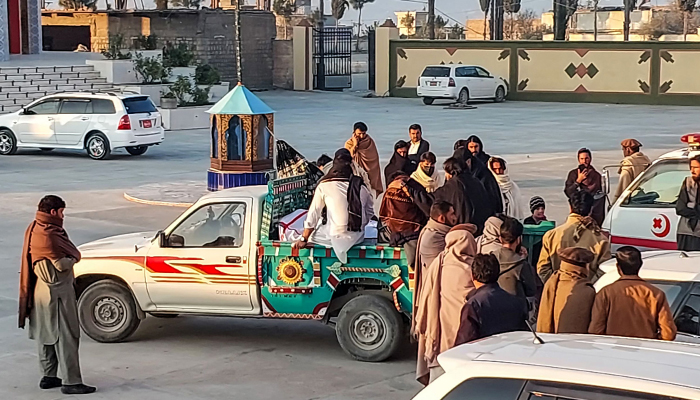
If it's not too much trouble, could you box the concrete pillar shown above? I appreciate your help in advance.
[375,19,399,97]
[0,0,9,61]
[292,20,314,91]
[26,0,42,54]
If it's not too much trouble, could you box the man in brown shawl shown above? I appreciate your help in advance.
[19,195,96,395]
[537,247,596,334]
[414,224,477,385]
[345,121,384,196]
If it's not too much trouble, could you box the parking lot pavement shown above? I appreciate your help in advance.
[0,90,697,399]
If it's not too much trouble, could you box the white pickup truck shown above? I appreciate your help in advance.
[73,178,414,362]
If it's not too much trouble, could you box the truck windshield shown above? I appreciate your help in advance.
[624,160,689,208]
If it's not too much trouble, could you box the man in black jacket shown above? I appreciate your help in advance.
[676,154,700,250]
[454,254,528,346]
[453,143,503,214]
[407,124,430,166]
[434,157,494,235]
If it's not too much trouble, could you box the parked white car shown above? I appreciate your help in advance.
[417,64,508,105]
[414,332,700,400]
[595,250,700,343]
[0,92,164,160]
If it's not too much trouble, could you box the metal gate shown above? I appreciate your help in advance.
[313,27,352,90]
[367,29,375,91]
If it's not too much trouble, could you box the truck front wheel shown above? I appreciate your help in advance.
[78,280,141,343]
[336,294,404,362]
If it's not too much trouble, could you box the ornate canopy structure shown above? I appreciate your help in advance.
[206,83,276,190]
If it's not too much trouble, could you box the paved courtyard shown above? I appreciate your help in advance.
[0,89,697,399]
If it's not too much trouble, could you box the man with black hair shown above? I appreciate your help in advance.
[19,195,96,394]
[434,157,494,234]
[676,154,700,251]
[492,217,539,309]
[589,246,676,341]
[407,124,430,165]
[454,254,528,346]
[537,190,611,284]
[344,121,383,196]
[564,147,605,225]
[411,152,443,193]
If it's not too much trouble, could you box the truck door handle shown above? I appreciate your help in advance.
[226,256,242,263]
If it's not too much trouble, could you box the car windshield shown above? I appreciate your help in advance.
[421,67,451,77]
[122,96,157,114]
[648,280,688,307]
[624,160,689,207]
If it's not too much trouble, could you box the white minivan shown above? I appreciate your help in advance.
[0,92,164,160]
[417,64,508,105]
[602,134,700,251]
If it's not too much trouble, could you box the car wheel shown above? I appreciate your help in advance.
[336,294,405,362]
[494,86,506,103]
[78,280,141,343]
[0,129,18,155]
[86,133,111,160]
[457,88,470,105]
[126,145,148,156]
[422,97,434,105]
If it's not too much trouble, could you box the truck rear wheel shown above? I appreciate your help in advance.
[78,280,140,343]
[336,294,404,362]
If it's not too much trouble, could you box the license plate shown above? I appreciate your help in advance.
[141,119,153,128]
[430,81,438,86]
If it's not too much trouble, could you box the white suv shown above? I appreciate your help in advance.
[0,92,164,160]
[417,64,508,105]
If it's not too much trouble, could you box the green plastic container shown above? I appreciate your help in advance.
[522,221,556,266]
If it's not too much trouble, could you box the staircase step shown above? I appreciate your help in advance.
[30,79,51,86]
[72,65,95,72]
[47,79,69,85]
[91,83,112,89]
[0,98,17,106]
[85,77,108,84]
[68,78,87,84]
[9,80,31,86]
[80,72,101,79]
[36,67,56,73]
[0,67,20,74]
[0,87,21,93]
[2,105,22,113]
[56,84,76,91]
[73,83,93,90]
[60,72,80,79]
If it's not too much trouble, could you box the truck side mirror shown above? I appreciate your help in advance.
[158,230,167,247]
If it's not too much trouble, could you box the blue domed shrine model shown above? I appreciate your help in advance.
[206,83,275,191]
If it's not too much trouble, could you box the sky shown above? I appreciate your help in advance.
[48,0,670,28]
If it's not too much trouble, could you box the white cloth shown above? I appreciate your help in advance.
[409,141,421,155]
[487,156,527,220]
[411,166,444,193]
[304,180,375,263]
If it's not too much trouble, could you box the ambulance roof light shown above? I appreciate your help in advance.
[681,133,700,150]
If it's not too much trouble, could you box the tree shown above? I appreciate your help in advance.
[349,0,375,51]
[639,2,700,40]
[331,0,349,27]
[479,0,490,39]
[400,13,416,36]
[59,0,97,9]
[553,0,577,40]
[171,0,201,8]
[679,0,698,40]
[447,24,464,39]
[273,0,296,39]
[504,9,547,39]
[504,0,521,39]
[309,8,323,26]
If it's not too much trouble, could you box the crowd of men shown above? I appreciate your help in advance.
[293,122,678,385]
[17,121,686,393]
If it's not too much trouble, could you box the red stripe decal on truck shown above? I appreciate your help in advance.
[611,235,677,250]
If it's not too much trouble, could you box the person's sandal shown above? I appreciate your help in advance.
[39,376,62,389]
[61,384,97,395]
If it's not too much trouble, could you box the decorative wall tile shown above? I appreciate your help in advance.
[0,0,10,61]
[26,0,42,54]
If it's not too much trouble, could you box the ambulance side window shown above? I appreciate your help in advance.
[624,161,688,208]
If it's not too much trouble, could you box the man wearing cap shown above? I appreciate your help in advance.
[614,139,651,202]
[589,246,676,341]
[537,247,596,334]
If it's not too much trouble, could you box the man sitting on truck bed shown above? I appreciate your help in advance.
[293,149,375,263]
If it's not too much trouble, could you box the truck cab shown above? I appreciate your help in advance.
[603,134,700,251]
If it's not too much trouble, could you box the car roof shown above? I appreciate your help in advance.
[424,64,478,69]
[599,250,700,282]
[40,92,150,101]
[196,185,269,203]
[659,147,700,161]
[438,332,700,390]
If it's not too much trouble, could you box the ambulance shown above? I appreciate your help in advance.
[602,133,700,251]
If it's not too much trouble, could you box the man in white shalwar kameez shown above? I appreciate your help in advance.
[294,149,375,263]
